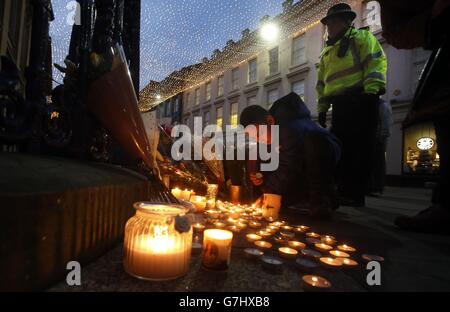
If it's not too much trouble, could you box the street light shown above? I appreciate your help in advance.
[260,22,279,42]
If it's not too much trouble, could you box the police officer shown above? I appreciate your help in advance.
[317,3,387,207]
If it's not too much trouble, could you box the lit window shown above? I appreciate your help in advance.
[248,58,257,83]
[231,68,240,90]
[269,47,279,75]
[292,34,306,66]
[217,75,224,97]
[216,107,223,130]
[230,102,238,129]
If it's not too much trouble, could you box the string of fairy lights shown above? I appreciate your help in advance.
[138,0,344,112]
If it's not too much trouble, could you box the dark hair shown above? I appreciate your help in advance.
[240,105,269,128]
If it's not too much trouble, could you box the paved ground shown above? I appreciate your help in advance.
[49,186,450,292]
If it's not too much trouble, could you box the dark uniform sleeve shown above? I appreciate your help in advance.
[262,129,300,195]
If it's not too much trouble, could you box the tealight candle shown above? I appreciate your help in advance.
[244,248,263,260]
[227,225,240,233]
[171,187,182,199]
[281,225,293,232]
[246,233,262,243]
[254,240,272,250]
[341,258,358,268]
[294,225,310,233]
[205,210,220,219]
[227,217,238,225]
[302,275,332,291]
[258,230,272,238]
[249,221,261,229]
[180,189,192,201]
[321,235,337,246]
[267,225,279,232]
[306,232,320,238]
[260,255,283,271]
[190,195,207,213]
[288,241,306,250]
[206,199,216,210]
[329,250,350,258]
[273,235,288,245]
[302,249,322,260]
[278,247,298,259]
[202,229,233,271]
[337,244,356,253]
[315,243,333,253]
[270,221,284,227]
[236,222,247,230]
[193,223,205,233]
[213,221,226,229]
[320,257,343,268]
[296,258,319,272]
[228,210,240,219]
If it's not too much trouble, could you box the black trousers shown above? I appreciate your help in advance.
[330,95,379,204]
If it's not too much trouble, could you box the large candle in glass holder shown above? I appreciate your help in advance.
[171,187,182,199]
[180,189,192,201]
[261,193,282,220]
[202,229,233,271]
[207,184,219,200]
[123,203,192,281]
[190,195,207,213]
[229,185,241,204]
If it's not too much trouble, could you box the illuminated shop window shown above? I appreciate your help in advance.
[403,122,439,175]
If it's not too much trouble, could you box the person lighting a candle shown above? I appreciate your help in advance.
[240,93,341,219]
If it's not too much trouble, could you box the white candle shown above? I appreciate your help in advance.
[124,233,190,280]
[202,229,233,270]
[180,189,192,201]
[171,187,182,199]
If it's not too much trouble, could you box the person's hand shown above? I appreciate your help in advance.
[249,172,264,186]
[253,196,263,208]
[318,112,327,128]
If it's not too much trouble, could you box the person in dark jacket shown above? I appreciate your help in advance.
[240,92,341,219]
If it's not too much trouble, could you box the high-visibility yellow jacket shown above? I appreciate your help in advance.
[316,27,387,113]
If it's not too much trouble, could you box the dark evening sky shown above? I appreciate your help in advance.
[50,0,285,90]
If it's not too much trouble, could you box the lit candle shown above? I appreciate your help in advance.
[329,250,350,258]
[337,244,356,253]
[267,225,279,232]
[236,222,247,230]
[171,187,182,199]
[258,230,272,238]
[190,195,207,213]
[180,189,192,201]
[193,223,205,233]
[202,229,233,271]
[249,221,261,229]
[315,243,333,253]
[205,210,220,219]
[278,247,298,259]
[213,221,226,229]
[124,233,190,281]
[288,241,306,250]
[206,199,216,210]
[230,185,241,204]
[227,217,238,225]
[280,231,295,239]
[281,225,293,232]
[302,275,332,291]
[294,225,310,233]
[321,235,336,246]
[341,258,358,268]
[320,257,343,269]
[227,225,240,233]
[254,240,272,251]
[306,232,321,238]
[246,233,262,243]
[274,235,288,245]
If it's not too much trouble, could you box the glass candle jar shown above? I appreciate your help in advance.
[123,203,192,281]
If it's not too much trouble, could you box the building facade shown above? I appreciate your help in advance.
[145,0,438,179]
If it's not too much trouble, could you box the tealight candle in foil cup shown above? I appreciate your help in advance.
[294,225,310,233]
[305,237,321,246]
[306,232,321,238]
[315,243,333,253]
[302,275,332,292]
[278,247,298,259]
[296,258,319,272]
[260,255,283,272]
[329,250,350,258]
[246,233,262,243]
[288,241,306,251]
[301,249,322,260]
[254,240,272,251]
[280,231,295,239]
[321,235,337,246]
[244,248,264,260]
[320,257,343,269]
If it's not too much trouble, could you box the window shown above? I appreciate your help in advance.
[292,80,305,100]
[269,47,279,75]
[230,102,238,129]
[248,58,257,83]
[194,88,200,106]
[203,110,210,127]
[165,101,172,117]
[206,82,212,101]
[411,48,432,94]
[362,1,382,32]
[174,97,180,113]
[247,96,257,107]
[185,92,191,108]
[292,34,306,66]
[267,89,279,107]
[217,75,224,97]
[231,68,240,90]
[216,107,223,130]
